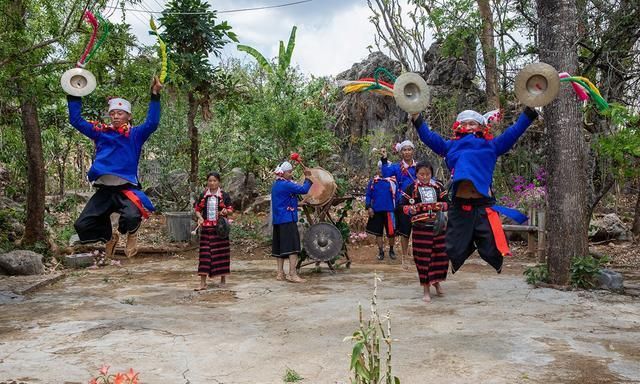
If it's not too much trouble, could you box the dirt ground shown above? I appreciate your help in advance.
[1,242,639,384]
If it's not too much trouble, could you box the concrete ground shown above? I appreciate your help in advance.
[0,253,639,384]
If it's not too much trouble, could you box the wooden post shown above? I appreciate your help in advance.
[537,210,546,263]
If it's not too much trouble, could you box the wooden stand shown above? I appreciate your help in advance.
[297,196,354,272]
[502,207,546,262]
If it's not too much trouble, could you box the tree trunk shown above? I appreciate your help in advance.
[632,176,640,236]
[20,96,47,246]
[187,91,199,186]
[537,0,589,285]
[477,0,500,110]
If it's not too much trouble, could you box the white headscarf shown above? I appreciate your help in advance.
[108,98,132,114]
[398,140,415,150]
[456,110,485,125]
[483,109,502,126]
[274,161,293,175]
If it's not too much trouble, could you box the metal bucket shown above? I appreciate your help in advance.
[165,212,193,242]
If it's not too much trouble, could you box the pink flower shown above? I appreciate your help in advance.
[99,364,110,375]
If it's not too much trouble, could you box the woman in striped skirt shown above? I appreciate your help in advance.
[194,172,233,291]
[400,162,449,303]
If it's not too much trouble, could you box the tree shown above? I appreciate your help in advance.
[0,0,88,247]
[237,25,297,97]
[160,0,238,187]
[477,0,499,109]
[537,0,588,285]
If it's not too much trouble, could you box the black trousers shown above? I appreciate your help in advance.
[446,197,504,274]
[74,186,142,243]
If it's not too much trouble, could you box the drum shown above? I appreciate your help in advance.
[302,167,337,206]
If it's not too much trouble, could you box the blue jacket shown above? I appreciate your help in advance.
[414,109,537,197]
[365,176,397,212]
[380,160,416,192]
[67,94,161,185]
[271,178,313,225]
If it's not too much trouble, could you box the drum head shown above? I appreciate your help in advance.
[303,222,344,261]
[302,167,336,206]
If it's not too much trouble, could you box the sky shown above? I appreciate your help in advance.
[107,0,384,77]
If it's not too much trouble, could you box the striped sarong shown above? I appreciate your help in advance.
[412,225,448,286]
[198,226,230,277]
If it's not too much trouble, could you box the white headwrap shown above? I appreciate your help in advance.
[108,98,132,114]
[456,110,485,125]
[274,161,293,175]
[483,109,502,126]
[398,140,415,150]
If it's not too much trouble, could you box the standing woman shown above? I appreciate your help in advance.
[380,141,417,268]
[194,172,233,291]
[400,162,448,303]
[271,161,312,283]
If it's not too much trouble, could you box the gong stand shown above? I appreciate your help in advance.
[297,196,354,273]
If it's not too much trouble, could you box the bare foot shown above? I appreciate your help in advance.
[194,285,207,291]
[287,275,306,283]
[220,276,226,286]
[434,282,444,296]
[401,261,410,271]
[276,272,286,281]
[422,294,432,303]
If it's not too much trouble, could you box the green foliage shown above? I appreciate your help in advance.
[595,103,640,180]
[282,367,303,383]
[160,0,238,86]
[524,256,611,289]
[570,255,610,289]
[523,264,549,285]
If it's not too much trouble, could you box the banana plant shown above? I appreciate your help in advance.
[237,25,297,94]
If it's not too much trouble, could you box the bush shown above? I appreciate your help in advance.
[570,255,610,289]
[523,264,549,285]
[524,255,611,289]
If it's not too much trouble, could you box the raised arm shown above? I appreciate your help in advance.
[132,78,163,144]
[413,114,449,157]
[283,179,313,195]
[493,107,538,156]
[67,96,100,140]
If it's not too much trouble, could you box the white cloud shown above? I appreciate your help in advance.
[108,0,382,77]
[293,4,375,76]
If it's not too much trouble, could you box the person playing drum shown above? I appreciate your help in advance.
[271,161,313,283]
[410,107,539,274]
[67,76,163,258]
[400,161,448,303]
[379,140,417,269]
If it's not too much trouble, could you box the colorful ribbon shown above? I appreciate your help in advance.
[339,67,397,97]
[76,11,109,68]
[149,17,168,84]
[77,11,98,67]
[559,72,609,111]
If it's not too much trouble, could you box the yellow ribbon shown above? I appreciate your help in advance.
[149,17,168,84]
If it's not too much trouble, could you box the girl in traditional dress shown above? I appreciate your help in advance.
[194,172,233,291]
[400,162,448,303]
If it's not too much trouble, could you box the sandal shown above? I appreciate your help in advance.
[287,275,306,283]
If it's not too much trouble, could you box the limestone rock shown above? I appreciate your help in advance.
[0,250,45,276]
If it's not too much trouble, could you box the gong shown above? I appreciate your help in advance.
[303,222,344,262]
